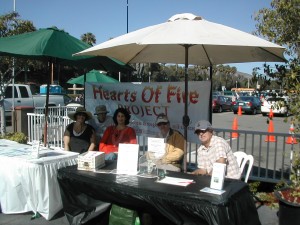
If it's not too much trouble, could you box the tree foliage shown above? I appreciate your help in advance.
[0,12,35,37]
[0,12,37,94]
[80,32,96,46]
[254,0,300,131]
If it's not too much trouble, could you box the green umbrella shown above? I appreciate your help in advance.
[0,27,131,145]
[0,27,134,72]
[67,70,119,85]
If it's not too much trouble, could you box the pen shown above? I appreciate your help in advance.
[178,181,195,184]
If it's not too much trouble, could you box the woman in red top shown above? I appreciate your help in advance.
[99,108,137,160]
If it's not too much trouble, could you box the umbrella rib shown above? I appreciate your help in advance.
[258,47,286,62]
[128,45,151,63]
[201,45,212,65]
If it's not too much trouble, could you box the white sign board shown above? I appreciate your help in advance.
[210,163,226,190]
[116,144,139,175]
[31,140,40,159]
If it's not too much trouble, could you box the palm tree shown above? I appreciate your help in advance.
[80,32,96,46]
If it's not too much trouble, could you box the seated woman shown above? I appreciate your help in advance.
[63,107,96,153]
[99,108,137,160]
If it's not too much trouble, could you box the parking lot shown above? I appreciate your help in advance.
[212,111,291,134]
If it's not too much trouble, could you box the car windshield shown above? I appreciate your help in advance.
[240,96,253,101]
[267,97,285,102]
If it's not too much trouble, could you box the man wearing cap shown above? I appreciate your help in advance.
[192,120,241,179]
[89,105,114,145]
[151,113,184,171]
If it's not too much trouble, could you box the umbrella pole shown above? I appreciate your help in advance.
[43,61,51,147]
[183,45,191,173]
[209,65,213,123]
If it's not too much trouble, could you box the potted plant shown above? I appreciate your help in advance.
[274,151,300,225]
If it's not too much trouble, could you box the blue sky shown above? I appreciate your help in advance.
[0,0,278,74]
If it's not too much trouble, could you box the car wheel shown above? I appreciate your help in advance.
[218,106,223,113]
[252,108,257,115]
[233,111,237,114]
[285,111,289,117]
[262,113,267,116]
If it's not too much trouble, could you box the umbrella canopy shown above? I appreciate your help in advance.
[0,27,131,146]
[75,13,285,65]
[74,13,286,172]
[67,70,119,85]
[64,56,135,74]
[0,27,90,61]
[0,27,134,73]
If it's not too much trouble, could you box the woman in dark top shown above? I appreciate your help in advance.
[64,107,96,153]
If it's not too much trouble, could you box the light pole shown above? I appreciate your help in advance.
[126,0,129,33]
[236,80,237,88]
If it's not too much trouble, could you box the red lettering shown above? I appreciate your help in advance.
[142,87,154,103]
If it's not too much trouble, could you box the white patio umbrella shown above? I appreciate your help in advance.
[75,13,285,172]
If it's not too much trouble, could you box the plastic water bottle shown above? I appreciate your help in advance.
[134,216,140,225]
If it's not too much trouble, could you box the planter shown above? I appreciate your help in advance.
[275,188,300,225]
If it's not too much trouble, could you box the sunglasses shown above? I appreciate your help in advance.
[196,129,208,135]
[76,113,86,117]
[157,122,168,126]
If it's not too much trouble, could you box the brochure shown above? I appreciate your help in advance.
[157,176,195,187]
[200,187,226,195]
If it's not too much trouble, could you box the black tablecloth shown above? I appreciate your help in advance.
[57,162,261,225]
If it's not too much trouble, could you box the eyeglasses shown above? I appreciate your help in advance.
[157,122,168,126]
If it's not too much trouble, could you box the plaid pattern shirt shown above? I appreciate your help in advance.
[197,135,241,179]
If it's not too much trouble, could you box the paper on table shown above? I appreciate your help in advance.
[157,176,195,187]
[200,187,226,195]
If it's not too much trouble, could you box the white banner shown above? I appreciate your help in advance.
[85,81,211,143]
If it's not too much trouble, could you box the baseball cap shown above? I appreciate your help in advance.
[156,113,169,125]
[194,120,212,133]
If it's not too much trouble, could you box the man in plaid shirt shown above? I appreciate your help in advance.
[192,120,241,179]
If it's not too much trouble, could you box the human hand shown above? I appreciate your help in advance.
[191,168,207,175]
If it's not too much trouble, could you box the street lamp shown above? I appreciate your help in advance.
[126,0,129,33]
[236,80,237,88]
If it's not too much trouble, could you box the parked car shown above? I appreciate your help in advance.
[213,91,222,96]
[0,84,71,123]
[261,96,289,117]
[223,90,237,101]
[232,96,261,115]
[212,95,232,113]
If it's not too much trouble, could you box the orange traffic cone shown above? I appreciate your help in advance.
[231,117,239,138]
[238,106,242,116]
[265,120,276,142]
[269,109,274,119]
[286,123,298,144]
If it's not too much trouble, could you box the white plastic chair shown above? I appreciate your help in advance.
[233,151,254,183]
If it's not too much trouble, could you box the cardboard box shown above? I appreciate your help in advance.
[78,151,105,171]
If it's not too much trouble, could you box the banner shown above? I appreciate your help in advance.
[85,81,211,143]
